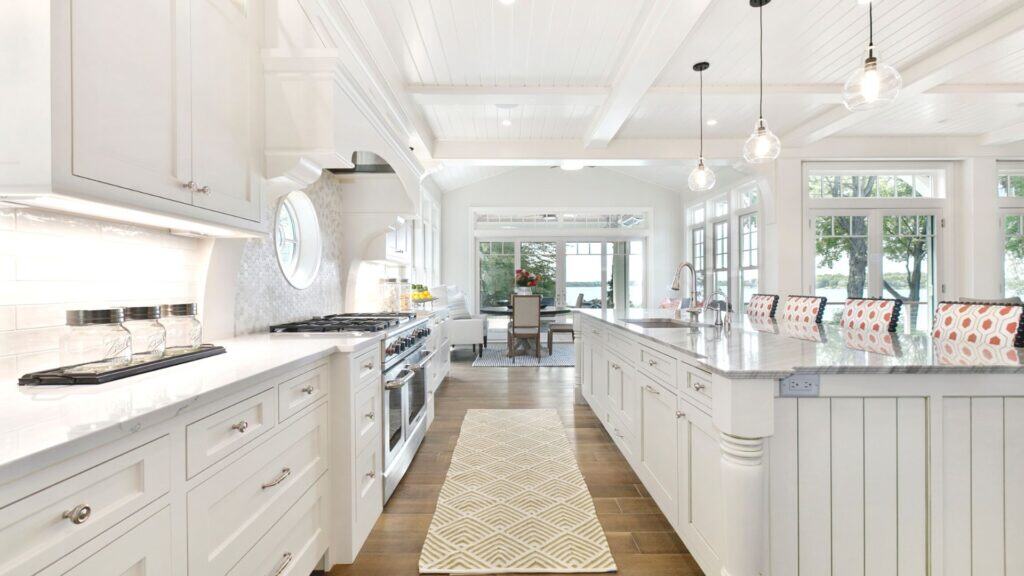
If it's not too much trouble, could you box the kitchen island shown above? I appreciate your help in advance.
[575,308,1024,576]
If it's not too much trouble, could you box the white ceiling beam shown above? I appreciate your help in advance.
[407,85,608,107]
[583,0,714,149]
[981,119,1024,146]
[784,5,1024,147]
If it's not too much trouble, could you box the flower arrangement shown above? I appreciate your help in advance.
[515,269,539,287]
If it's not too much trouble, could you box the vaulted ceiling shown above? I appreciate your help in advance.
[340,0,1024,190]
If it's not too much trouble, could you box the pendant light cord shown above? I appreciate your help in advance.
[758,3,764,121]
[868,2,875,56]
[699,67,704,159]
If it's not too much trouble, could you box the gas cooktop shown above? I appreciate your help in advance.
[269,312,416,333]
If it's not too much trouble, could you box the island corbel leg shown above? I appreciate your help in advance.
[719,432,766,576]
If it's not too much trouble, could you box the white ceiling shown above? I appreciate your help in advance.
[344,0,1024,191]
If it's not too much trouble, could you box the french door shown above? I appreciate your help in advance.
[477,239,645,311]
[808,208,942,331]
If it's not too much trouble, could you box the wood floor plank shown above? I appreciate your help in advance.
[330,355,703,575]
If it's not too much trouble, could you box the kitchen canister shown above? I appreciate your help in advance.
[160,303,202,352]
[60,308,133,372]
[123,306,167,362]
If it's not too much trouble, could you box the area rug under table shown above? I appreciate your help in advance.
[471,343,575,367]
[419,409,616,574]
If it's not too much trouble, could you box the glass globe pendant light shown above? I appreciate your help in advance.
[842,1,901,110]
[688,61,716,192]
[743,0,781,164]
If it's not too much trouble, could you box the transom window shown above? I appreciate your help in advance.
[474,211,648,230]
[808,169,941,199]
[998,162,1024,198]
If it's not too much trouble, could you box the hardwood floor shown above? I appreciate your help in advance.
[330,350,704,576]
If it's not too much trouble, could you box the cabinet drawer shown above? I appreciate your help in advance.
[187,403,328,576]
[639,346,675,388]
[186,387,276,478]
[354,381,380,454]
[38,507,172,576]
[681,370,712,411]
[227,476,328,576]
[606,410,637,468]
[0,437,170,576]
[279,364,328,423]
[354,348,380,382]
[583,322,605,342]
[353,440,383,549]
[606,330,639,365]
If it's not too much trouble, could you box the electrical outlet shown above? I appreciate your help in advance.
[780,373,820,397]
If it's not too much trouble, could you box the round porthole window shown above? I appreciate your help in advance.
[274,191,322,289]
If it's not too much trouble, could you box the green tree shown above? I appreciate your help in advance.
[1006,216,1024,297]
[881,216,930,327]
[519,242,557,300]
[814,176,871,299]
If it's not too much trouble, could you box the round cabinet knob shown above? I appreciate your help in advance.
[647,359,657,366]
[363,361,374,370]
[692,382,706,392]
[301,385,315,395]
[675,410,686,419]
[63,504,92,525]
[366,469,376,479]
[231,420,249,433]
[365,411,375,421]
[195,185,210,194]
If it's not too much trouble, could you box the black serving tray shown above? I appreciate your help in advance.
[18,345,226,386]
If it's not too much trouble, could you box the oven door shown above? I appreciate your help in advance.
[405,348,436,429]
[382,366,414,468]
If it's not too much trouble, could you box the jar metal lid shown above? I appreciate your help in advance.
[124,306,161,320]
[160,303,198,317]
[66,308,126,326]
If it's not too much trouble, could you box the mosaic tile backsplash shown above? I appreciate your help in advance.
[233,173,346,335]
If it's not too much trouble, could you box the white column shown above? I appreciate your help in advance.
[959,157,1001,298]
[719,433,766,576]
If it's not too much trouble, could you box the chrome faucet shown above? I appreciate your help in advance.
[670,262,700,313]
[703,290,730,326]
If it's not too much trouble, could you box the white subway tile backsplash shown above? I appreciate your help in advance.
[0,306,14,331]
[0,207,205,375]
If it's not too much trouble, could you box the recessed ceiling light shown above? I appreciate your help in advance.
[706,119,718,126]
[501,119,512,127]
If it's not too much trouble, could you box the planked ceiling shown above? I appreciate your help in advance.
[347,0,1024,190]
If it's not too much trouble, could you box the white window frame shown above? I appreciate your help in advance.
[802,162,950,322]
[1001,209,1024,298]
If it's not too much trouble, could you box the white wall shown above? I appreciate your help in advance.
[442,167,683,310]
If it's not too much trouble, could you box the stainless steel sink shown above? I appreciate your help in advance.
[623,318,714,329]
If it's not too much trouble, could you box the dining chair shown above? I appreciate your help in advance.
[507,294,542,361]
[932,301,1024,348]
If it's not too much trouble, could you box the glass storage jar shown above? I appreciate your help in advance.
[380,278,399,312]
[398,278,412,312]
[160,303,202,353]
[60,308,132,373]
[123,306,166,362]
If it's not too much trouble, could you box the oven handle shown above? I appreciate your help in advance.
[407,349,437,371]
[384,368,415,390]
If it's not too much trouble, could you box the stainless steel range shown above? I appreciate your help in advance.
[269,312,433,502]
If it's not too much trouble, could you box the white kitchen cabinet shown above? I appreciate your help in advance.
[41,508,172,576]
[29,0,262,231]
[591,343,608,419]
[606,354,624,414]
[677,396,723,573]
[639,372,678,521]
[68,0,192,205]
[190,0,258,220]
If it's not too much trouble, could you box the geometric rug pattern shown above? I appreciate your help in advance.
[419,409,616,574]
[471,343,576,368]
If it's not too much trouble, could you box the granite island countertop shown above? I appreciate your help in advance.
[578,308,1024,379]
[0,332,383,476]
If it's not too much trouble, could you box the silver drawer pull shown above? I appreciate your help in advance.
[645,384,660,395]
[676,410,686,419]
[647,359,658,367]
[614,428,624,438]
[231,420,249,433]
[300,385,315,395]
[365,411,375,421]
[182,180,197,190]
[62,504,92,525]
[261,468,292,490]
[611,363,620,370]
[363,361,375,370]
[272,552,293,576]
[366,469,376,479]
[692,382,706,392]
[195,185,210,194]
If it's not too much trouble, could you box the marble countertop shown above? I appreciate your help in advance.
[579,309,1024,379]
[0,332,382,475]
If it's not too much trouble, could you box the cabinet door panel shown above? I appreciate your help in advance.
[606,356,623,414]
[639,374,677,520]
[677,399,723,574]
[191,0,257,220]
[70,0,191,203]
[47,508,172,576]
[620,362,640,434]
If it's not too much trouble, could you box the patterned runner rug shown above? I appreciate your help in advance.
[419,409,616,574]
[471,343,575,367]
